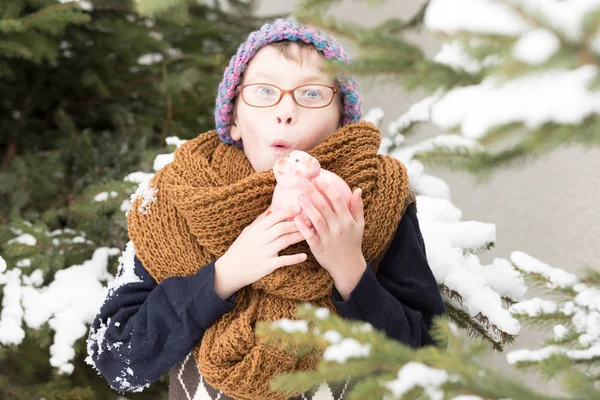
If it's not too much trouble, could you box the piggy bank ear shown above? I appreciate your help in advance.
[307,156,321,178]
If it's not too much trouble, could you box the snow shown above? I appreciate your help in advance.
[153,153,174,171]
[362,107,385,127]
[128,178,158,216]
[0,256,6,273]
[384,362,455,400]
[272,318,309,333]
[518,0,600,41]
[426,0,600,40]
[513,29,560,65]
[149,31,163,41]
[509,298,558,317]
[8,233,37,246]
[425,0,530,36]
[120,200,131,213]
[553,324,568,340]
[433,41,498,74]
[574,286,600,312]
[166,48,183,58]
[323,338,371,363]
[58,0,93,11]
[107,241,142,292]
[429,66,600,139]
[315,307,330,319]
[8,247,120,373]
[16,259,31,268]
[22,269,44,287]
[351,323,374,333]
[137,53,163,65]
[323,330,342,344]
[94,191,118,202]
[72,236,86,244]
[85,317,111,369]
[507,345,562,364]
[124,171,154,184]
[511,251,579,288]
[0,269,25,345]
[165,136,187,148]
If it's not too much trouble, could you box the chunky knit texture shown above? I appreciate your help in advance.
[214,18,362,148]
[127,121,411,400]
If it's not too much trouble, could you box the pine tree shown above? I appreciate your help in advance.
[256,0,600,399]
[0,0,265,398]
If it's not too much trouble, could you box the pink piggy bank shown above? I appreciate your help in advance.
[267,150,352,219]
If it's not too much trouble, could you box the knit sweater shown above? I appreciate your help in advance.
[87,202,445,398]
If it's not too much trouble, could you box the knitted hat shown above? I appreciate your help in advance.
[214,18,363,148]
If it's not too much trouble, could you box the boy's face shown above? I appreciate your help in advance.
[230,43,343,172]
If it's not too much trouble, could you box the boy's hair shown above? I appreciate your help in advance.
[214,18,363,148]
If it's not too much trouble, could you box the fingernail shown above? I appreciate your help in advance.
[292,205,300,213]
[301,178,310,187]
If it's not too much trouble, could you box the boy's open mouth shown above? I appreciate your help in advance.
[271,139,291,149]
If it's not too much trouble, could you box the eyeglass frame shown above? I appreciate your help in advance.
[234,83,341,109]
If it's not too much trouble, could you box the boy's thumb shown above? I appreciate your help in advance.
[350,188,364,224]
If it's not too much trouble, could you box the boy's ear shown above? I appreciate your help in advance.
[230,120,241,141]
[230,104,241,141]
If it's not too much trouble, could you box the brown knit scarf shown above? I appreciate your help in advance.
[127,121,412,400]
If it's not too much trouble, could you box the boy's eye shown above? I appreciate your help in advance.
[299,88,323,100]
[256,85,277,97]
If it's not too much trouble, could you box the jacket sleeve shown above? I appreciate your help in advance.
[331,202,446,348]
[86,255,236,393]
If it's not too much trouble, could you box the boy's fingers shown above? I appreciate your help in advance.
[263,205,301,229]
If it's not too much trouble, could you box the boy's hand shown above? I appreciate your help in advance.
[214,206,307,300]
[293,178,367,299]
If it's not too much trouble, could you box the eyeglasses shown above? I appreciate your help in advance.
[235,83,340,108]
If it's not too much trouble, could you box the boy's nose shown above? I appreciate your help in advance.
[275,93,297,125]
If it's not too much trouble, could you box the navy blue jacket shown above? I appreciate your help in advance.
[87,203,446,392]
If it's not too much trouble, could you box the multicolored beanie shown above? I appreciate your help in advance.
[214,18,363,148]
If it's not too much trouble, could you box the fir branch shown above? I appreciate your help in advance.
[0,18,25,33]
[444,303,507,351]
[462,241,495,256]
[579,267,600,285]
[415,115,600,180]
[0,375,33,400]
[509,312,573,330]
[0,41,32,59]
[135,0,190,17]
[22,2,80,28]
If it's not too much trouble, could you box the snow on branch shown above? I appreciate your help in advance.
[372,108,527,347]
[508,252,600,366]
[417,0,600,143]
[0,247,120,374]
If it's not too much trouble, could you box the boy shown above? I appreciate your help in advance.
[87,18,446,400]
